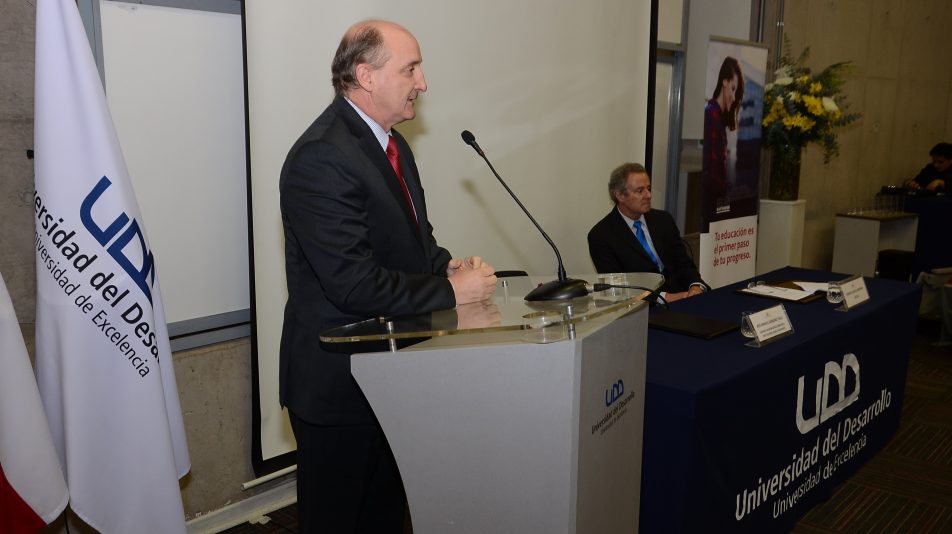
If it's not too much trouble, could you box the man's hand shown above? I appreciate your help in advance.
[446,256,489,276]
[665,290,689,303]
[927,179,945,191]
[449,262,496,305]
[666,285,703,303]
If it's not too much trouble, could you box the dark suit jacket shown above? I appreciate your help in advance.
[279,97,455,425]
[587,208,704,293]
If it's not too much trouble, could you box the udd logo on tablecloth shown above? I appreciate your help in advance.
[795,353,860,434]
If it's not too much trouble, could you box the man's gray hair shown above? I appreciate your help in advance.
[331,23,389,96]
[608,162,648,204]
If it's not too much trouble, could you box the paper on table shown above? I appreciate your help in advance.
[741,284,816,301]
[789,281,829,294]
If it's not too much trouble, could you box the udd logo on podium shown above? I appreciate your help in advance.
[605,379,624,407]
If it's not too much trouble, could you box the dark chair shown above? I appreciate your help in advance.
[495,270,529,278]
[877,249,914,282]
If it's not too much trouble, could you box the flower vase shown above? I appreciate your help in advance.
[768,144,802,201]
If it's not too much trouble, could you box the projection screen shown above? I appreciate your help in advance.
[245,0,656,473]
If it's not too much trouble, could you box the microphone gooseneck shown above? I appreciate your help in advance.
[460,130,587,301]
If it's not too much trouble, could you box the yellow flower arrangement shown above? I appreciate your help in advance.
[762,42,860,163]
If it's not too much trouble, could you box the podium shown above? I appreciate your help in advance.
[320,273,662,534]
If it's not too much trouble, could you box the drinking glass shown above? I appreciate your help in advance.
[597,273,626,296]
[522,310,566,343]
[740,311,756,338]
[826,282,844,304]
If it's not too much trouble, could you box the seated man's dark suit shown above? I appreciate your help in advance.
[588,208,704,293]
[280,96,456,531]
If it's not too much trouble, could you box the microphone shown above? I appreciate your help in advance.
[461,130,588,301]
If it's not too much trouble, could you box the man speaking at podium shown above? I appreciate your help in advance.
[279,20,497,532]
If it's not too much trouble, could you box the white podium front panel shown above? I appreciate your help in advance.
[351,305,647,534]
[576,310,645,532]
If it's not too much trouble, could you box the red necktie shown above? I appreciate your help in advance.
[386,136,417,225]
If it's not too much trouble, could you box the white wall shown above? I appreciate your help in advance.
[682,0,752,139]
[658,0,685,44]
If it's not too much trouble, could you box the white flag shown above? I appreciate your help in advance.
[0,271,69,533]
[33,1,190,533]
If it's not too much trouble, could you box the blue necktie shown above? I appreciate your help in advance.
[633,220,660,268]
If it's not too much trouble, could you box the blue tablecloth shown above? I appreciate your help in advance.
[904,195,952,276]
[640,267,921,533]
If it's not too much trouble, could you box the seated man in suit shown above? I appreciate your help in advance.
[588,162,706,302]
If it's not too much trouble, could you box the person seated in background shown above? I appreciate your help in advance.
[588,162,707,302]
[904,142,951,192]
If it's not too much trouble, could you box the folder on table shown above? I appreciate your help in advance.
[648,309,739,339]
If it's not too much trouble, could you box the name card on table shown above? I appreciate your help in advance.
[745,304,794,348]
[838,275,871,311]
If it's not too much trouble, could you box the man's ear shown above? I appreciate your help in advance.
[355,63,373,92]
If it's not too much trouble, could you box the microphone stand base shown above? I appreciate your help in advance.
[524,278,589,301]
